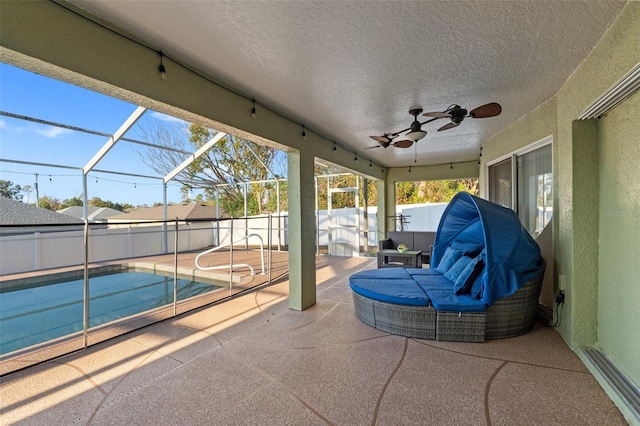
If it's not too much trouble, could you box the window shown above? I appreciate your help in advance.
[517,144,552,236]
[488,158,512,208]
[488,138,552,237]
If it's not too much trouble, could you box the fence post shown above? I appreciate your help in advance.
[229,219,234,295]
[173,218,178,317]
[34,231,41,270]
[83,220,89,349]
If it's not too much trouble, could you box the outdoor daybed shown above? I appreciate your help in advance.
[350,192,546,342]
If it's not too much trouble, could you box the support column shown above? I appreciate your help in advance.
[287,149,316,310]
[376,180,388,241]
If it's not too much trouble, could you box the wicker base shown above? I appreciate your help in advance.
[352,291,436,339]
[350,262,545,342]
[485,268,545,340]
[436,311,486,342]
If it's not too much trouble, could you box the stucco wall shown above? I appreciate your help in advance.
[480,2,640,391]
[597,89,640,384]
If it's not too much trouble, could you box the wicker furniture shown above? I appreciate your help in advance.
[350,267,545,342]
[379,231,435,266]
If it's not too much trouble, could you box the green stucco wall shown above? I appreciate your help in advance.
[597,89,640,384]
[480,2,640,392]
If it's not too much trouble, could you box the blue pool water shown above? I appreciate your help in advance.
[0,271,222,355]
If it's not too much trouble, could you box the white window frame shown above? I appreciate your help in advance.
[486,135,553,216]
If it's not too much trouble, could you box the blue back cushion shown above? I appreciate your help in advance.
[470,272,485,299]
[450,239,484,257]
[453,255,484,295]
[444,255,473,282]
[436,247,464,274]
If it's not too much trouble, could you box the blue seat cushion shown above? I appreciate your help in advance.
[412,274,454,292]
[349,278,429,306]
[428,292,486,312]
[406,268,441,276]
[350,268,412,280]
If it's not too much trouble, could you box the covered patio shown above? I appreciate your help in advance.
[0,255,625,425]
[1,1,640,423]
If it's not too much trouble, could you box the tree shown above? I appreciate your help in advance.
[39,195,61,210]
[0,180,23,200]
[136,121,286,217]
[22,185,33,203]
[395,179,478,204]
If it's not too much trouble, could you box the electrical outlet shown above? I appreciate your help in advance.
[559,274,566,291]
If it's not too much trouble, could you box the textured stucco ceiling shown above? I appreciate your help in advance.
[70,0,626,168]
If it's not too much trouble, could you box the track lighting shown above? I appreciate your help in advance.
[158,52,167,80]
[251,100,256,119]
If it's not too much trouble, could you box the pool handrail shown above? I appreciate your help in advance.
[195,233,265,275]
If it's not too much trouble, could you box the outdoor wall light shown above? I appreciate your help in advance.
[251,100,256,119]
[158,52,167,80]
[302,125,306,140]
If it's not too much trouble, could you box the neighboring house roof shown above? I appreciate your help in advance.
[0,197,83,226]
[107,203,221,222]
[57,206,124,221]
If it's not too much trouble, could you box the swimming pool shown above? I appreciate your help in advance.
[0,268,224,355]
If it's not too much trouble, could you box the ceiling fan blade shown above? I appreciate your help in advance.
[469,102,502,118]
[365,145,382,150]
[393,139,413,148]
[438,122,460,132]
[422,111,451,118]
[370,135,391,143]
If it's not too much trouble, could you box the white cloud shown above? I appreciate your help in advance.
[34,125,70,139]
[0,119,6,129]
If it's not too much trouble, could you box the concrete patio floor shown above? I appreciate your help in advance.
[0,255,626,425]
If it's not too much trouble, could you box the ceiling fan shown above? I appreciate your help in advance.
[368,102,502,148]
[423,102,502,132]
[367,108,432,149]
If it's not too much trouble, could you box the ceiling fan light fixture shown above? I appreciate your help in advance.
[406,130,427,141]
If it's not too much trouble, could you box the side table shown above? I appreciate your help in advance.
[377,249,422,268]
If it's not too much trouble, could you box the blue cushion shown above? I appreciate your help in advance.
[436,247,464,274]
[453,256,484,295]
[406,268,441,276]
[470,272,485,299]
[444,255,473,282]
[350,268,411,280]
[450,240,484,257]
[413,274,454,292]
[349,278,429,306]
[428,292,486,312]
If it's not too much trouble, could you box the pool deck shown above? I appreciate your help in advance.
[0,254,627,425]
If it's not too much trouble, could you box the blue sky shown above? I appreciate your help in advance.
[0,63,193,207]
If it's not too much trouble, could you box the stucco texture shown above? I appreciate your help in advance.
[481,2,640,391]
[597,89,640,384]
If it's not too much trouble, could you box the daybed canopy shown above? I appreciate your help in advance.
[431,192,544,306]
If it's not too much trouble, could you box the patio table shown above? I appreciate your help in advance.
[377,249,422,268]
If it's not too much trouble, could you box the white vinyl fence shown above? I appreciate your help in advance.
[0,204,446,275]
